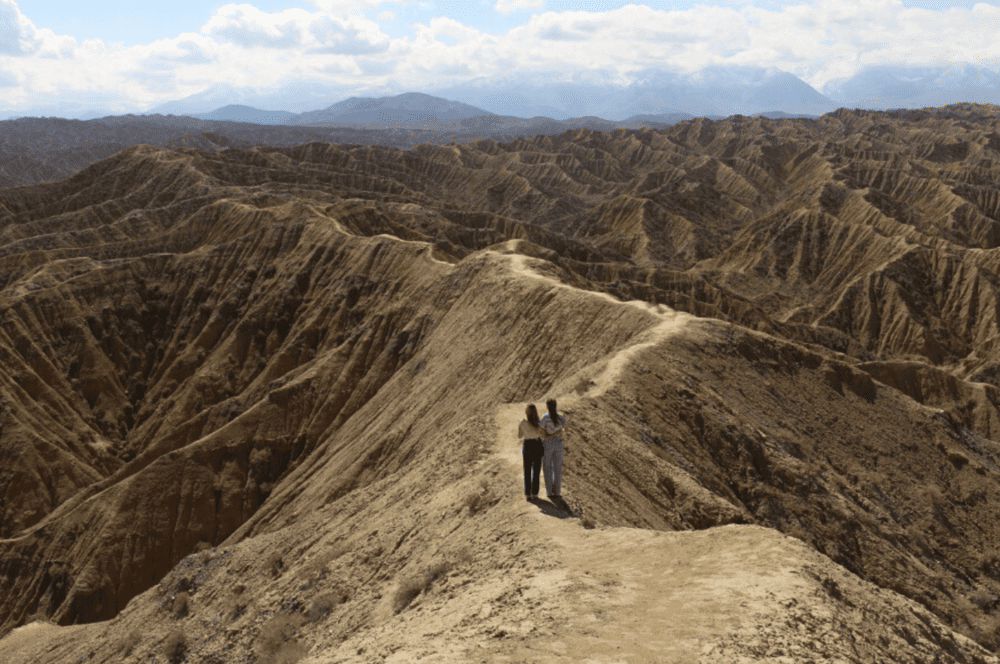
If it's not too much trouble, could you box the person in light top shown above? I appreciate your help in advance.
[540,398,567,500]
[518,404,547,501]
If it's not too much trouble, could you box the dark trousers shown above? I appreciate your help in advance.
[522,439,543,496]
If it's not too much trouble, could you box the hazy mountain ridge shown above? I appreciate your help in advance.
[431,64,1000,119]
[138,63,1000,123]
[291,92,494,125]
[193,105,297,125]
[0,109,702,188]
[823,64,1000,110]
[8,62,1000,123]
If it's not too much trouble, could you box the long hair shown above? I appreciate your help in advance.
[546,398,560,425]
[526,403,540,427]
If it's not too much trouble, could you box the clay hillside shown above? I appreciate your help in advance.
[4,103,1000,663]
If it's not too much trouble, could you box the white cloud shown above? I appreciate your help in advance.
[495,0,544,14]
[737,0,1000,89]
[309,0,411,11]
[537,24,587,41]
[126,69,178,93]
[202,4,310,49]
[5,0,1000,116]
[35,31,77,59]
[414,16,483,44]
[309,15,390,54]
[140,38,215,70]
[0,0,39,55]
[498,5,749,74]
[198,4,391,55]
[356,56,397,75]
[310,0,364,10]
[475,0,1000,90]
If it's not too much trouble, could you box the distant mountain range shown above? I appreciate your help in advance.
[188,94,492,126]
[426,66,838,119]
[822,63,1000,109]
[152,68,834,123]
[140,63,1000,130]
[180,91,814,131]
[195,105,297,125]
[293,93,491,125]
[146,81,361,117]
[4,63,1000,127]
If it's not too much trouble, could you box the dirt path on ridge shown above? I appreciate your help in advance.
[483,252,837,662]
[491,402,827,662]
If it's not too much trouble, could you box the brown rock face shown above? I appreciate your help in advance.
[4,103,1000,659]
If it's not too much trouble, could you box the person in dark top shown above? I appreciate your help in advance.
[518,404,546,501]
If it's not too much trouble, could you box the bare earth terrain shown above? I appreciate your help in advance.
[4,103,1000,662]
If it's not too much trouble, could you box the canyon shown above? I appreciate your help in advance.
[2,103,1000,662]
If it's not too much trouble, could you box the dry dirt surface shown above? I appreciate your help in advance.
[4,103,1000,662]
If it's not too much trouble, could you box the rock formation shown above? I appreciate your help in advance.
[3,103,1000,661]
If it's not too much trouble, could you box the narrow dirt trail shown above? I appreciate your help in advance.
[492,406,828,663]
[485,251,823,662]
[506,247,691,401]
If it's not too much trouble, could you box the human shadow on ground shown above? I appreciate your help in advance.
[530,497,578,519]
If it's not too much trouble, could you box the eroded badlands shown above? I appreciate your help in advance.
[3,103,1000,662]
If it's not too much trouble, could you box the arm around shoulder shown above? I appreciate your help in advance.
[542,418,562,435]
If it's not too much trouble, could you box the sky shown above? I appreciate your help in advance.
[3,0,1000,115]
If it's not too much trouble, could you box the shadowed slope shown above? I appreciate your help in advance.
[0,215,458,624]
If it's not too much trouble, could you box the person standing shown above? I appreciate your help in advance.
[540,398,567,500]
[518,404,546,501]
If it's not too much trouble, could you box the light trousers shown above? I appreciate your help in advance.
[542,439,563,497]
